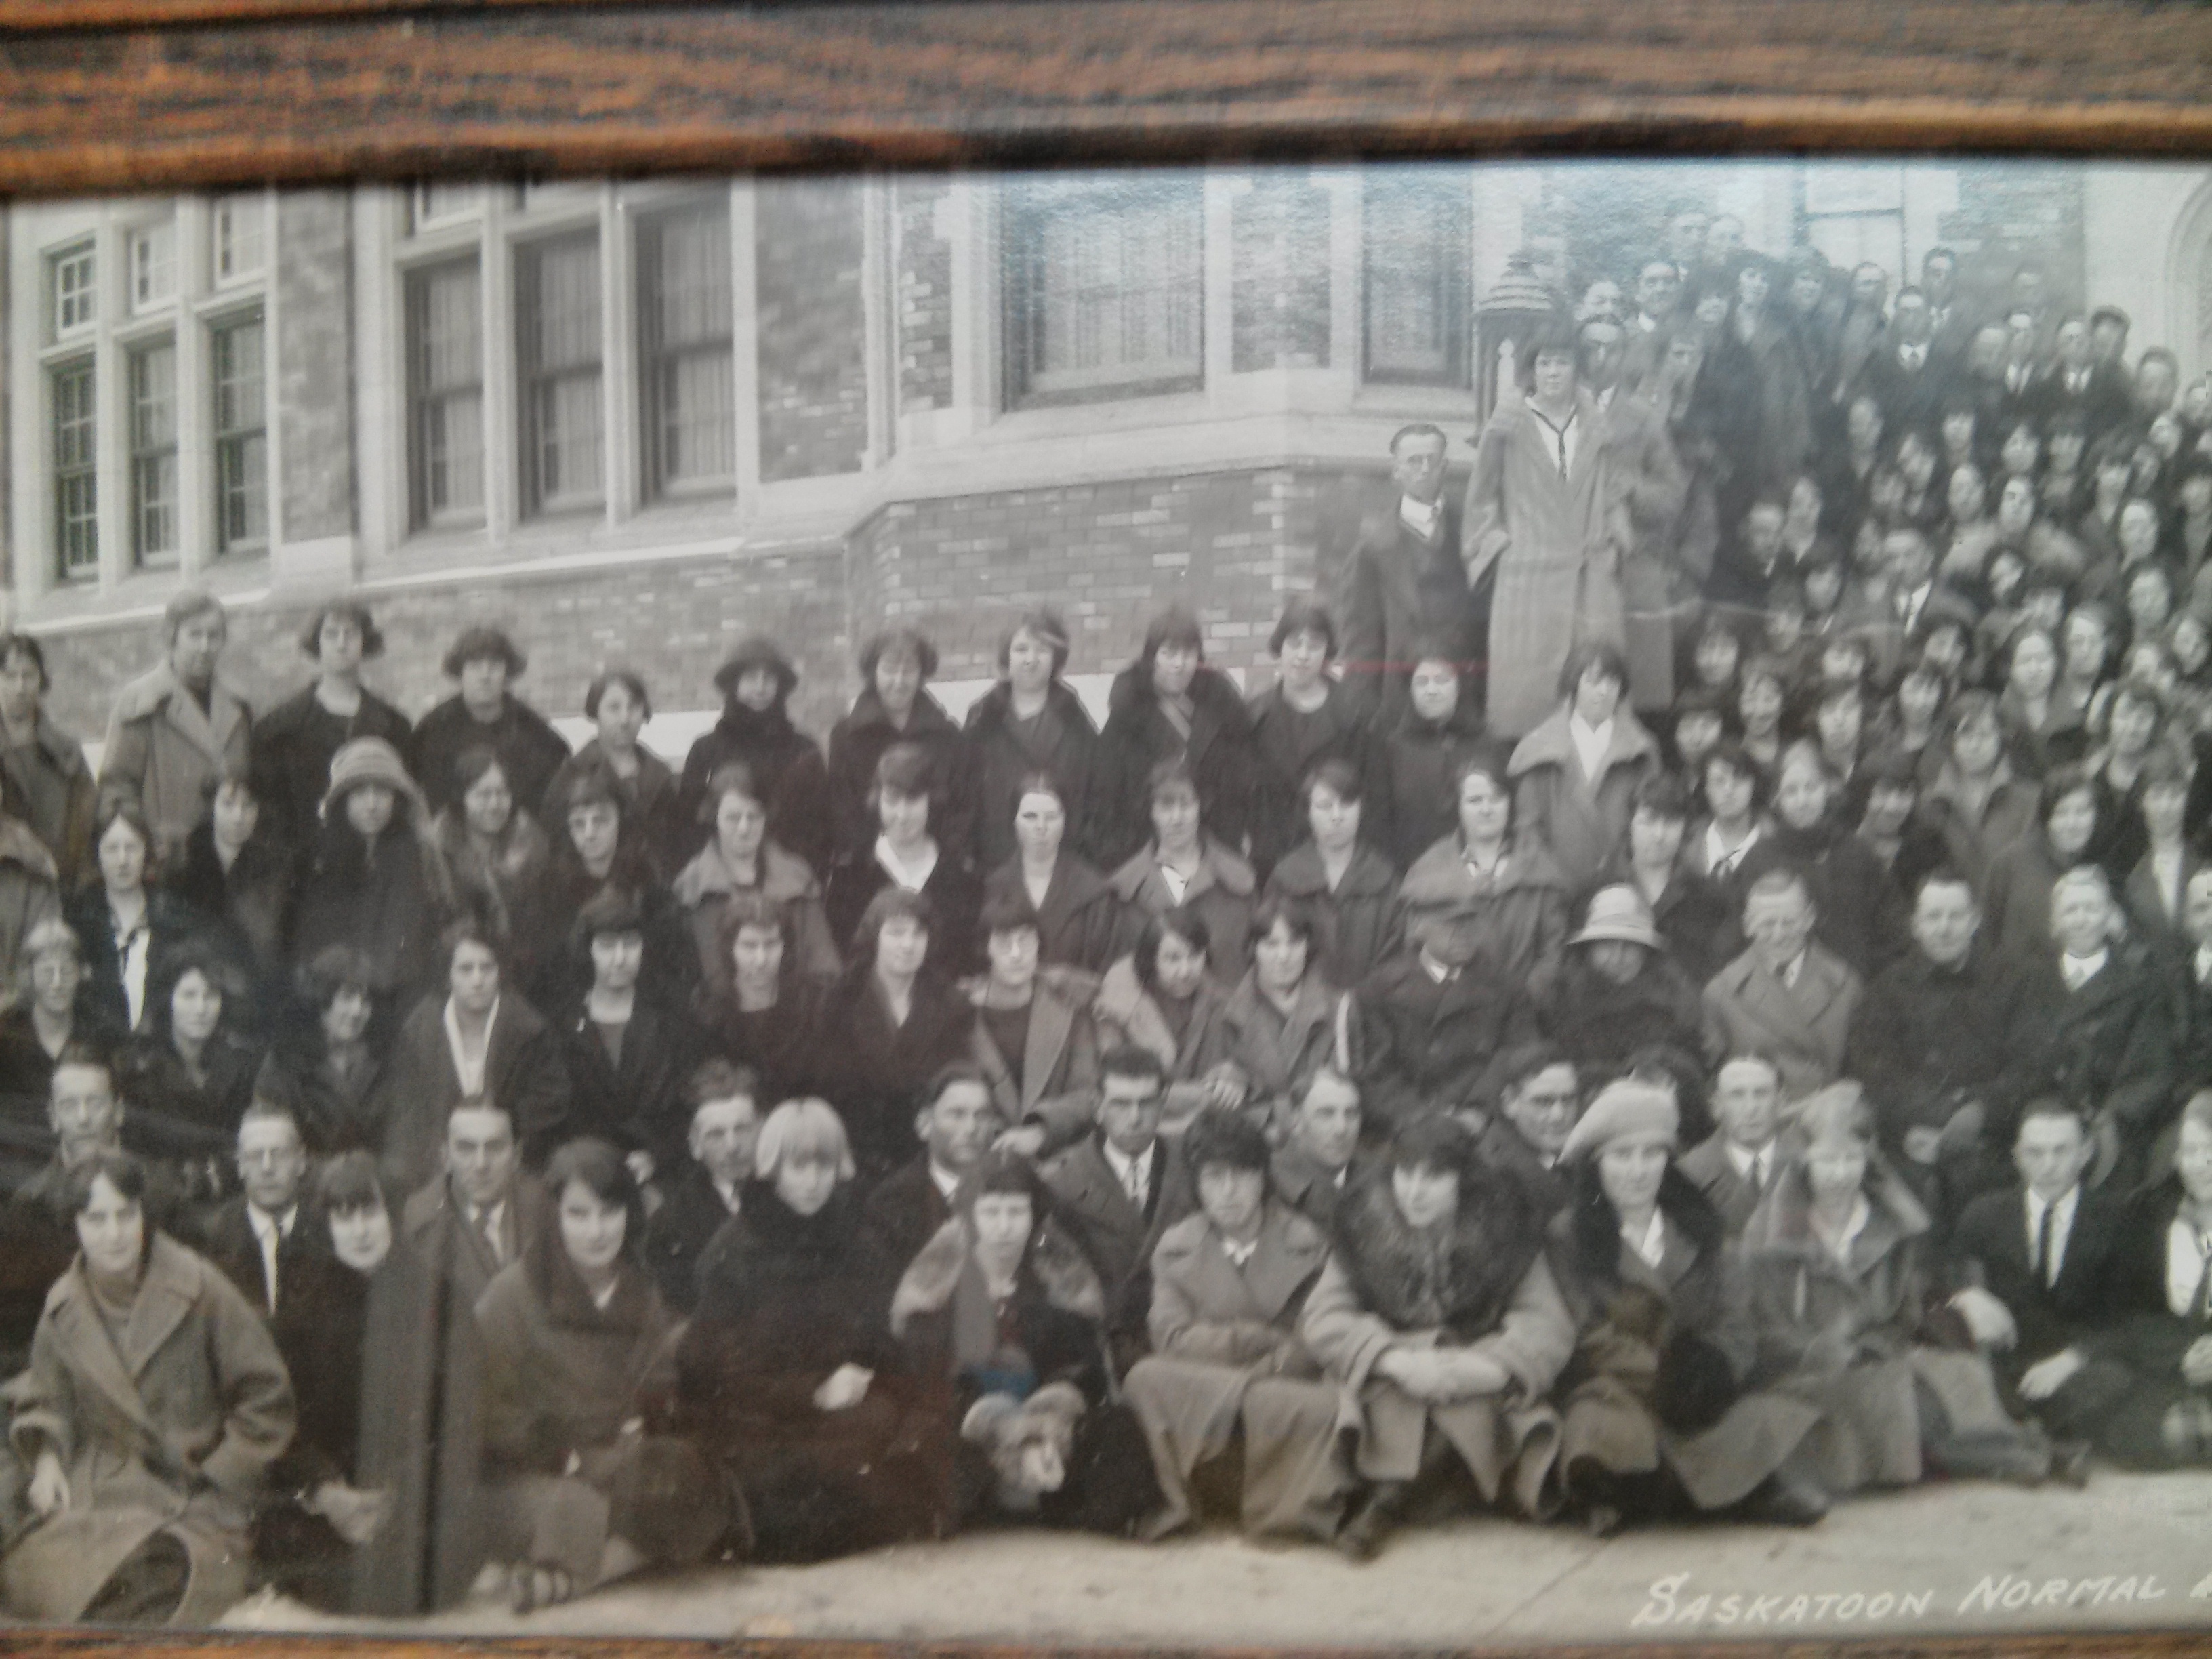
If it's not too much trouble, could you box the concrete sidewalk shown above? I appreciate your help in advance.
[218,1471,2212,1647]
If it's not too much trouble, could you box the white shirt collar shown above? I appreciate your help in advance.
[2060,948,2108,989]
[1221,1232,1260,1269]
[443,996,500,1097]
[1568,712,1614,780]
[1399,495,1442,538]
[1705,821,1759,876]
[929,1161,964,1202]
[1819,1194,1872,1266]
[2194,943,2212,987]
[1622,1208,1667,1269]
[1724,1140,1775,1186]
[247,1203,296,1242]
[2026,1185,2079,1279]
[875,836,939,893]
[712,1175,742,1213]
[2165,1217,2212,1318]
[1101,1138,1152,1205]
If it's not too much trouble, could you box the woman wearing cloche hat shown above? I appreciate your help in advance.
[1533,885,1704,1095]
[290,737,456,1004]
[1542,1077,1827,1536]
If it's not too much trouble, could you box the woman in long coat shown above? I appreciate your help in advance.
[1462,319,1633,739]
[1300,1115,1574,1559]
[823,742,985,982]
[811,887,975,1181]
[1739,1084,2060,1494]
[1395,751,1571,989]
[162,767,294,1019]
[1243,599,1371,881]
[432,747,556,993]
[1262,758,1402,991]
[1507,641,1662,892]
[1121,1110,1345,1542]
[247,601,413,857]
[826,625,980,872]
[968,890,1103,1152]
[1214,896,1347,1135]
[981,771,1120,977]
[1542,1081,1824,1532]
[543,670,683,882]
[535,758,698,1012]
[385,924,574,1190]
[115,943,262,1197]
[1372,640,1491,873]
[964,608,1101,873]
[1106,757,1258,981]
[697,892,832,1117]
[1091,907,1240,1137]
[477,1139,725,1610]
[672,758,840,1005]
[251,1151,489,1617]
[407,627,571,821]
[1090,607,1258,871]
[675,1099,935,1561]
[1,1152,293,1626]
[70,797,197,1036]
[676,636,835,878]
[2083,1094,2212,1467]
[0,630,98,890]
[890,1150,1154,1536]
[289,737,457,1008]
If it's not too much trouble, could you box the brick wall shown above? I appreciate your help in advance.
[276,190,355,544]
[846,464,1390,689]
[896,178,954,416]
[34,541,853,745]
[755,178,868,484]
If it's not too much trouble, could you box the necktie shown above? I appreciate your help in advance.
[1753,1149,1770,1193]
[260,1226,281,1313]
[1531,407,1572,478]
[480,1207,505,1265]
[1124,1156,1148,1212]
[2034,1203,2055,1289]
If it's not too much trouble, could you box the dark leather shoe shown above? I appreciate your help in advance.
[2051,1439,2093,1488]
[1331,1483,1404,1563]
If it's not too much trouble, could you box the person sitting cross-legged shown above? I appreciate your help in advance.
[1122,1109,1348,1544]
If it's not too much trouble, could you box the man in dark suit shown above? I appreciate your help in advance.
[1677,1051,1785,1237]
[1701,869,1862,1103]
[2026,314,2133,444]
[1853,285,1944,434]
[401,1095,548,1309]
[1946,1099,2131,1451]
[1466,1043,1580,1225]
[1353,911,1540,1139]
[1269,1065,1362,1229]
[861,1061,997,1285]
[641,1057,760,1313]
[1040,1046,1193,1370]
[1337,424,1478,724]
[199,1098,318,1318]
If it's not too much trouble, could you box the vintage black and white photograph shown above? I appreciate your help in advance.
[0,155,2209,1643]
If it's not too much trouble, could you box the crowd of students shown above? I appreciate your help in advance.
[1,217,2212,1626]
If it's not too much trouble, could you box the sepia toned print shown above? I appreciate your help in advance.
[0,157,2208,1641]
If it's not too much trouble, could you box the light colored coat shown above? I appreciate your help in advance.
[1123,1204,1341,1540]
[1700,943,1863,1101]
[2,1233,293,1624]
[1507,707,1660,893]
[1463,389,1633,738]
[970,966,1103,1151]
[98,662,251,865]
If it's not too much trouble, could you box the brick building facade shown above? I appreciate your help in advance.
[3,161,2209,746]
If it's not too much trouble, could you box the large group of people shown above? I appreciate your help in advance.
[1,213,2212,1626]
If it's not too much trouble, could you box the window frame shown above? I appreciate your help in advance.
[1359,173,1473,390]
[514,228,608,518]
[126,335,181,570]
[211,194,266,289]
[49,355,98,583]
[127,220,178,316]
[209,308,270,558]
[404,253,490,532]
[49,242,97,342]
[1001,175,1206,409]
[636,199,737,501]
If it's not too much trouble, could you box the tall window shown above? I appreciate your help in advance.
[128,341,180,569]
[50,243,96,340]
[1362,174,1471,387]
[1004,178,1202,405]
[52,360,97,580]
[406,258,486,529]
[129,222,177,314]
[516,234,605,515]
[211,315,268,555]
[638,205,735,497]
[212,196,266,287]
[410,182,483,233]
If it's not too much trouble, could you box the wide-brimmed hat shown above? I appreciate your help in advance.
[1569,884,1662,951]
[1560,1078,1679,1164]
[712,635,798,701]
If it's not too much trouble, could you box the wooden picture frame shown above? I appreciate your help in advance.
[2,1,2212,1654]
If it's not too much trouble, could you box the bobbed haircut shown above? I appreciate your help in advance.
[859,625,939,685]
[297,944,377,1012]
[1629,769,1692,823]
[544,1134,641,1214]
[1246,893,1319,957]
[1136,606,1205,676]
[451,745,510,800]
[63,1149,148,1217]
[441,625,526,681]
[1133,905,1210,994]
[979,888,1042,939]
[1384,1111,1478,1181]
[1145,756,1204,814]
[316,1149,388,1218]
[1515,314,1582,384]
[699,759,766,827]
[161,588,226,644]
[1557,639,1630,702]
[998,607,1071,677]
[298,600,384,660]
[853,885,937,965]
[1269,597,1338,660]
[2037,762,2101,826]
[583,668,652,724]
[715,890,794,968]
[1303,756,1365,808]
[754,1097,855,1182]
[0,631,52,692]
[872,741,938,805]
